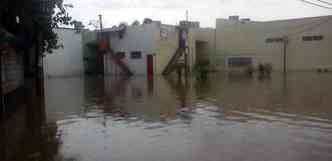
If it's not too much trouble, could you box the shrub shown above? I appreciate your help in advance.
[245,65,254,76]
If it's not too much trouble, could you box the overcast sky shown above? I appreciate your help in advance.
[64,0,332,29]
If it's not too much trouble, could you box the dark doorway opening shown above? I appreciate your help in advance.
[147,55,154,77]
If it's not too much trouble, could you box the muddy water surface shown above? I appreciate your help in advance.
[4,73,332,161]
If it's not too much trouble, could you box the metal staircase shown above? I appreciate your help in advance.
[162,25,190,76]
[106,49,133,76]
[98,31,133,76]
[162,48,186,75]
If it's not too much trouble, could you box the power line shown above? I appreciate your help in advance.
[315,0,332,6]
[299,0,332,9]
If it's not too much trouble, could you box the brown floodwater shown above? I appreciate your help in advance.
[2,73,332,161]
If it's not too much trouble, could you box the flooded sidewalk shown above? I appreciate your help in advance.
[2,73,332,161]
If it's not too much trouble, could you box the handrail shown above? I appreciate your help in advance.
[106,49,133,76]
[162,48,185,75]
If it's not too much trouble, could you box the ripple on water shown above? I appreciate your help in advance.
[38,74,332,161]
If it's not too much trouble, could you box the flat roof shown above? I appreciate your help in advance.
[216,15,332,23]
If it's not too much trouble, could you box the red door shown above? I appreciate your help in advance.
[147,55,153,76]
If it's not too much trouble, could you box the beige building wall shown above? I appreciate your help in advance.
[155,25,197,74]
[187,28,197,73]
[216,15,332,71]
[155,25,179,74]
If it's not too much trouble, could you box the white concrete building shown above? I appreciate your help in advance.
[215,15,332,71]
[102,22,197,75]
[43,28,84,77]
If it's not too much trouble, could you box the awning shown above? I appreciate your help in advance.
[0,28,17,50]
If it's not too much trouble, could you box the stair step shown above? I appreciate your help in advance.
[162,48,185,75]
[107,50,133,76]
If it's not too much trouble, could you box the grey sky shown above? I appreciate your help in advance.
[65,0,332,28]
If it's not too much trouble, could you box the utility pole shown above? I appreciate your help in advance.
[98,14,104,75]
[283,36,288,75]
[214,28,217,69]
[185,10,189,77]
[186,10,188,22]
[98,14,103,32]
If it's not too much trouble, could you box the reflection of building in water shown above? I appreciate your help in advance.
[83,76,105,110]
[45,77,85,122]
[103,76,195,122]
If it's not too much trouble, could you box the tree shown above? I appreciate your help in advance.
[36,0,74,53]
[131,20,140,26]
[143,18,153,24]
[71,20,85,33]
[119,22,128,28]
[88,20,100,30]
[0,0,74,53]
[118,22,128,39]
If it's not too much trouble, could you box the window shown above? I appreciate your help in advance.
[227,57,253,68]
[116,52,125,59]
[131,51,142,59]
[313,35,323,41]
[266,37,284,43]
[303,35,323,41]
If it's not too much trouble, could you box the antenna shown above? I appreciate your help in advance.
[186,10,189,22]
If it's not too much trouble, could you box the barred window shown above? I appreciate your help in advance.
[116,52,125,59]
[227,57,253,68]
[131,51,142,59]
[303,35,323,41]
[266,37,284,43]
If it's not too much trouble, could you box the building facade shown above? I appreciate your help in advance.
[102,22,197,75]
[193,28,216,69]
[43,28,84,77]
[215,15,332,71]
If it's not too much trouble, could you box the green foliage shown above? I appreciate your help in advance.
[71,20,85,33]
[86,40,99,49]
[132,20,140,26]
[258,63,272,76]
[194,60,210,80]
[0,0,76,54]
[143,18,153,24]
[245,65,254,76]
[34,0,74,53]
[119,22,128,27]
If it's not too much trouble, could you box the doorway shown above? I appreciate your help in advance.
[147,54,154,76]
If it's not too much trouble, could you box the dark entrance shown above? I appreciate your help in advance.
[147,55,154,76]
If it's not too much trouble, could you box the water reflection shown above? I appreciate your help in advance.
[3,73,332,161]
[0,78,64,161]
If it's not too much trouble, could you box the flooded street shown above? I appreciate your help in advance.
[2,0,332,160]
[3,73,332,161]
